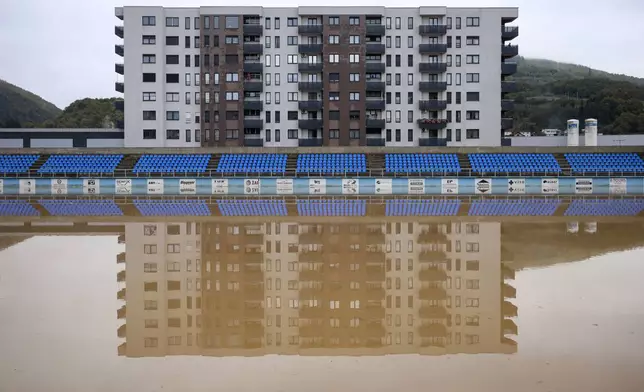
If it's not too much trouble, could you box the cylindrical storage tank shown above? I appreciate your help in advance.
[584,118,598,146]
[567,221,579,234]
[566,119,579,146]
[585,222,597,234]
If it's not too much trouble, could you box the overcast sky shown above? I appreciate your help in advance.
[1,0,642,109]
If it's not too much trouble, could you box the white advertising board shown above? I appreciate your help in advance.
[475,178,492,194]
[276,179,294,195]
[375,178,392,195]
[408,179,425,195]
[541,178,559,194]
[51,178,68,195]
[441,179,458,194]
[609,178,627,194]
[83,179,100,195]
[308,179,326,195]
[507,178,526,194]
[244,178,260,195]
[19,179,35,195]
[575,178,593,194]
[147,179,164,195]
[212,179,229,194]
[179,179,197,195]
[115,179,132,195]
[342,179,359,195]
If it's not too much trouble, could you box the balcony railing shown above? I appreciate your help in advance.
[114,25,124,38]
[115,63,124,75]
[417,118,448,129]
[366,99,385,110]
[502,81,518,93]
[419,43,447,54]
[298,100,323,111]
[243,61,263,73]
[366,138,386,146]
[244,81,263,92]
[115,82,124,93]
[419,62,447,73]
[418,25,447,35]
[113,100,124,111]
[244,99,263,111]
[298,82,323,92]
[298,63,323,73]
[501,100,514,111]
[298,119,323,129]
[298,24,323,35]
[366,43,386,54]
[419,137,448,146]
[298,138,324,147]
[419,81,448,92]
[243,118,264,128]
[243,24,263,35]
[115,44,124,56]
[419,99,447,111]
[502,26,519,40]
[366,81,385,91]
[501,117,514,129]
[243,43,263,54]
[502,45,519,57]
[243,137,264,147]
[366,24,386,35]
[366,62,386,73]
[502,62,518,75]
[366,118,385,128]
[298,44,323,54]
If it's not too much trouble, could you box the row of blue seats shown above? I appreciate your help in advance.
[385,154,461,173]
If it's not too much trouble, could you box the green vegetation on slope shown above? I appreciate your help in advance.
[35,98,124,129]
[0,79,61,127]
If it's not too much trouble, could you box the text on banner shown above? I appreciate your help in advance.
[408,179,425,195]
[147,179,164,194]
[276,178,294,195]
[115,179,132,194]
[441,178,458,194]
[212,179,229,194]
[541,178,559,194]
[375,178,392,195]
[342,179,359,194]
[19,179,35,195]
[507,178,526,194]
[609,178,627,194]
[83,179,100,195]
[574,178,593,194]
[179,179,197,194]
[244,179,260,195]
[51,178,68,195]
[475,178,492,194]
[308,179,326,194]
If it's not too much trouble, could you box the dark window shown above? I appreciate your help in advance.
[466,129,479,139]
[166,55,179,64]
[395,55,401,67]
[142,110,156,120]
[407,54,413,67]
[185,55,191,67]
[288,129,298,139]
[466,92,480,101]
[166,129,180,140]
[287,111,298,120]
[407,129,413,142]
[142,35,156,44]
[265,111,271,123]
[275,111,280,123]
[166,36,179,46]
[142,73,156,82]
[166,74,179,83]
[185,36,191,48]
[142,16,156,26]
[395,129,401,142]
[386,55,391,67]
[329,73,340,82]
[143,129,156,139]
[329,111,340,120]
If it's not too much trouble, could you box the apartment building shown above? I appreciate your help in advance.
[115,6,518,148]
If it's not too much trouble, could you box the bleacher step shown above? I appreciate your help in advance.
[30,155,50,172]
[116,155,139,172]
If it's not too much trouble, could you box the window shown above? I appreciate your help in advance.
[142,54,156,63]
[287,73,298,83]
[166,73,179,83]
[395,36,401,48]
[225,16,239,29]
[329,129,339,139]
[225,92,239,101]
[184,17,190,29]
[328,35,339,44]
[350,129,360,139]
[466,110,479,120]
[349,92,360,101]
[143,129,156,139]
[287,54,297,64]
[225,36,239,44]
[225,72,239,82]
[142,35,156,44]
[165,54,179,64]
[455,17,462,29]
[287,36,298,45]
[466,55,480,64]
[466,129,480,139]
[288,129,298,139]
[349,54,360,63]
[165,36,179,46]
[142,92,156,102]
[466,36,480,45]
[407,17,414,29]
[395,17,401,29]
[166,92,179,102]
[407,36,413,48]
[466,92,480,102]
[407,73,413,85]
[349,16,360,25]
[142,16,156,26]
[349,35,360,44]
[329,16,339,25]
[265,17,271,29]
[142,73,156,83]
[185,73,191,86]
[166,129,179,140]
[274,54,280,67]
[287,92,298,101]
[349,73,360,82]
[466,17,480,27]
[466,73,480,83]
[142,110,156,120]
[265,54,271,67]
[165,17,179,27]
[329,54,339,63]
[166,111,179,121]
[466,260,480,271]
[226,129,239,139]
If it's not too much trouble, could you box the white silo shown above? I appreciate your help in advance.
[566,119,579,146]
[584,222,597,234]
[567,221,579,234]
[584,118,598,146]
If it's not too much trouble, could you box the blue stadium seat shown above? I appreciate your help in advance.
[565,153,644,173]
[296,199,366,216]
[469,153,561,173]
[564,199,644,216]
[296,154,366,173]
[0,154,39,174]
[468,199,560,216]
[385,154,461,173]
[38,154,123,174]
[39,199,123,216]
[216,154,287,173]
[134,199,212,216]
[218,199,287,216]
[132,154,210,174]
[0,200,40,216]
[385,199,461,216]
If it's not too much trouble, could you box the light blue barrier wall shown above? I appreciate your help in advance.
[0,177,642,196]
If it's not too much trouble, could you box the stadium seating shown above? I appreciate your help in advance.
[564,199,644,216]
[134,199,212,216]
[385,199,461,216]
[296,154,366,173]
[38,154,123,174]
[468,199,560,216]
[469,153,561,173]
[217,199,287,216]
[0,154,39,174]
[39,199,123,216]
[297,199,366,216]
[132,154,210,174]
[0,200,40,216]
[216,154,287,173]
[385,154,461,173]
[564,153,644,173]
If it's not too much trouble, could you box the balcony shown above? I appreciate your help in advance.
[115,7,123,20]
[419,62,447,73]
[366,118,385,128]
[366,24,386,35]
[298,44,323,54]
[114,100,124,111]
[502,26,519,40]
[245,252,264,264]
[115,44,124,56]
[366,287,386,300]
[244,307,264,319]
[114,25,124,38]
[502,45,519,58]
[501,100,515,111]
[299,100,323,111]
[116,252,125,263]
[419,81,448,92]
[115,63,124,75]
[502,62,518,75]
[366,43,386,54]
[243,118,264,128]
[300,305,325,318]
[419,43,447,54]
[243,43,263,54]
[299,251,323,262]
[244,81,263,92]
[418,323,447,337]
[298,138,323,147]
[419,268,448,281]
[117,270,125,282]
[365,230,386,243]
[418,25,447,36]
[115,82,124,93]
[244,99,263,111]
[366,99,385,110]
[117,305,126,319]
[502,81,518,93]
[116,120,124,129]
[243,61,263,73]
[243,138,264,147]
[419,99,447,111]
[419,287,448,300]
[503,265,516,280]
[298,24,323,35]
[117,288,126,300]
[419,137,448,147]
[298,119,323,129]
[418,230,447,243]
[419,306,448,319]
[243,24,263,35]
[501,117,514,130]
[300,231,323,243]
[298,63,323,73]
[366,62,386,73]
[366,81,385,91]
[298,82,323,92]
[117,234,125,244]
[503,301,518,317]
[418,250,447,262]
[366,138,386,146]
[503,283,517,298]
[503,319,518,335]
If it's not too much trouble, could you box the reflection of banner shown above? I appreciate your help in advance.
[375,178,392,195]
[19,179,35,195]
[309,179,326,194]
[83,179,100,195]
[115,179,132,194]
[147,179,164,194]
[244,179,260,195]
[541,178,559,194]
[441,179,458,194]
[212,179,229,194]
[276,179,294,195]
[51,178,68,195]
[342,179,359,194]
[0,179,3,194]
[507,178,525,194]
[474,178,491,194]
[609,178,627,194]
[408,179,425,194]
[179,179,196,194]
[574,178,593,194]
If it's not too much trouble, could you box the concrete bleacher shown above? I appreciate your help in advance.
[217,199,287,216]
[133,199,211,216]
[385,154,461,173]
[564,199,644,216]
[468,199,561,216]
[0,200,40,216]
[564,153,644,173]
[216,154,287,173]
[38,154,124,174]
[296,154,367,174]
[297,199,367,216]
[39,199,123,216]
[132,154,210,174]
[0,154,39,174]
[469,153,561,173]
[385,199,461,216]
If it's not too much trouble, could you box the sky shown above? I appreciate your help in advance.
[1,0,643,109]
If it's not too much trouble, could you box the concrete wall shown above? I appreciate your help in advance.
[509,134,644,147]
[0,128,124,148]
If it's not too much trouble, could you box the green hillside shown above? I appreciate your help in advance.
[0,79,61,127]
[37,98,124,129]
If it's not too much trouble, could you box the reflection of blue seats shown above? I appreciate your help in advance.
[134,199,211,216]
[468,199,560,216]
[0,154,39,174]
[385,199,460,216]
[385,154,461,173]
[38,154,123,174]
[469,153,561,173]
[133,154,210,174]
[217,154,287,173]
[218,200,287,216]
[39,199,123,216]
[565,153,644,173]
[564,199,644,216]
[297,199,366,216]
[296,154,366,173]
[0,200,40,216]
